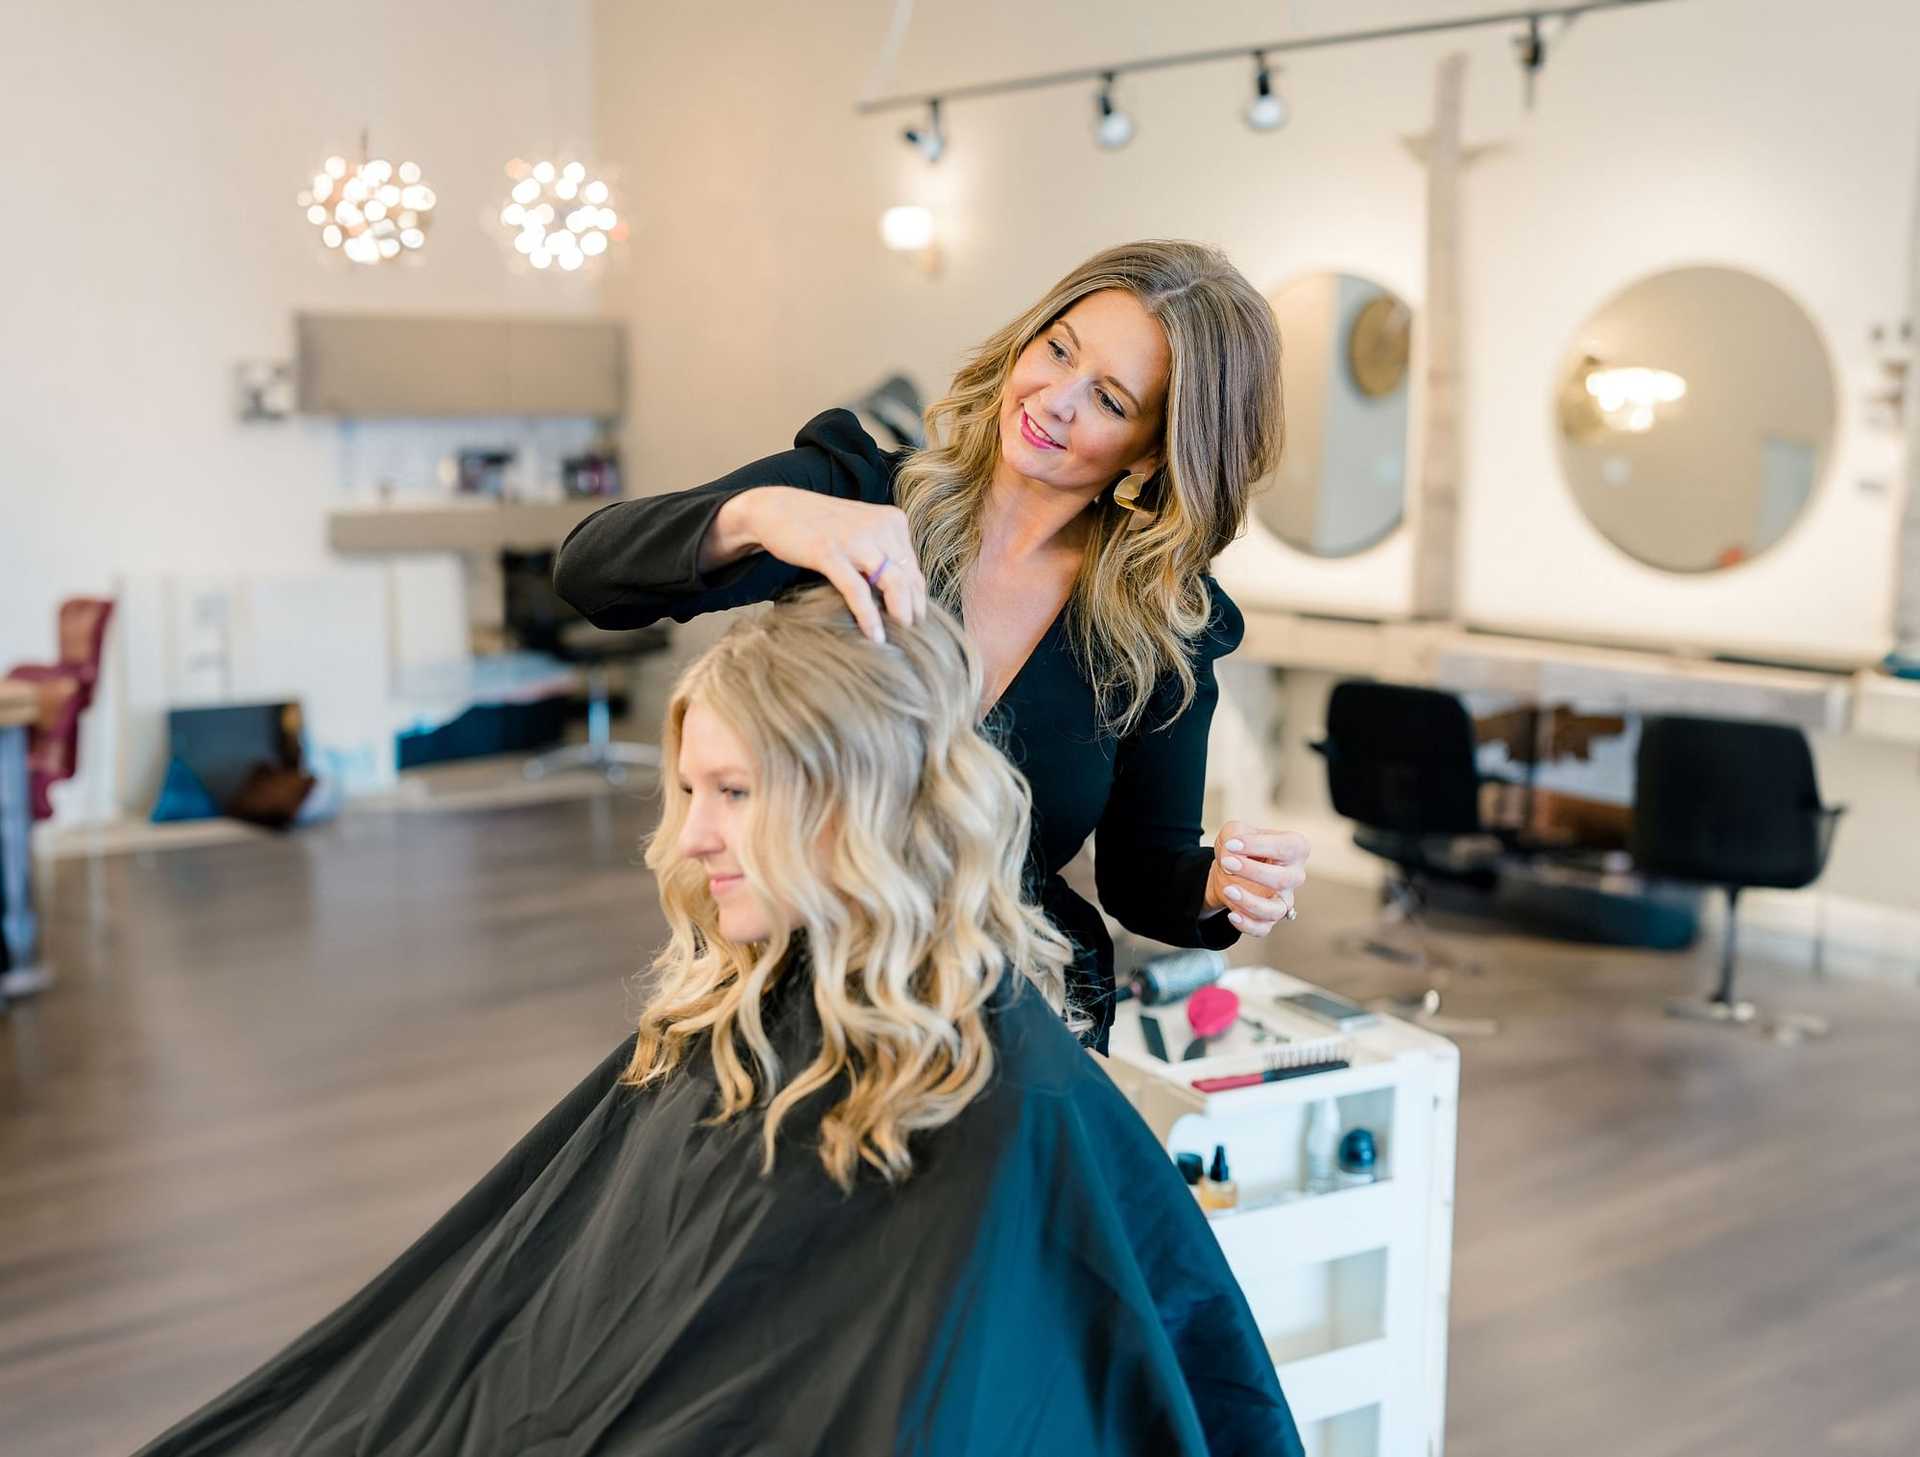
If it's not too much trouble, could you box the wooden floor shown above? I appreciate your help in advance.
[3,786,1917,1456]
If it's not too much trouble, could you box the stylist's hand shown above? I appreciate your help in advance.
[1203,821,1310,938]
[732,486,928,643]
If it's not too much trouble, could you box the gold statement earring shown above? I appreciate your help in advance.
[1112,471,1152,519]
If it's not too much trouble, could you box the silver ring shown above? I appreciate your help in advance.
[864,555,891,586]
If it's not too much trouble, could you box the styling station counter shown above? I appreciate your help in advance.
[1234,607,1920,746]
[1098,968,1459,1457]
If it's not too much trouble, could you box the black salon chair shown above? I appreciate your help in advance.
[1312,679,1517,1035]
[1631,714,1844,1033]
[502,548,669,784]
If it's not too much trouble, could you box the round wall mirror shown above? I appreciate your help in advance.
[1253,272,1413,558]
[1554,266,1836,574]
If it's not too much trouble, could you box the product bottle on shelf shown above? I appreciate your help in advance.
[1199,1143,1239,1215]
[1304,1098,1340,1195]
[1337,1127,1379,1187]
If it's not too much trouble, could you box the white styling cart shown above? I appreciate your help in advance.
[1097,967,1459,1457]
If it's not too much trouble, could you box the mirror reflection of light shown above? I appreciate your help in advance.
[1585,365,1687,432]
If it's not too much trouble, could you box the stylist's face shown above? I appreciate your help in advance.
[675,699,772,945]
[998,288,1170,496]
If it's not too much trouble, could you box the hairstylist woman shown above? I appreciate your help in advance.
[555,239,1310,1049]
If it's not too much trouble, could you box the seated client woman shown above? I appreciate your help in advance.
[137,587,1303,1457]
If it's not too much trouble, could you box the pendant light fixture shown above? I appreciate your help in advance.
[497,158,622,273]
[298,130,437,266]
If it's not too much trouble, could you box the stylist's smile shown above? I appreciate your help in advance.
[1019,408,1064,450]
[708,872,744,895]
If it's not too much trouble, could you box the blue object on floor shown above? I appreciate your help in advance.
[150,756,220,823]
[1884,653,1920,681]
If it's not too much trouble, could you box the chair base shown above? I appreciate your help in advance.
[1665,994,1757,1025]
[1665,996,1832,1045]
[1366,985,1500,1038]
[524,741,660,786]
[0,962,52,1001]
[1337,877,1499,1037]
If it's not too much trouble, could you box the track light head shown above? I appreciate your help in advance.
[1093,73,1134,150]
[902,98,945,163]
[1244,52,1290,132]
[1513,15,1548,109]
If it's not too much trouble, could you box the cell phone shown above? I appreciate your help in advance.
[1280,989,1378,1031]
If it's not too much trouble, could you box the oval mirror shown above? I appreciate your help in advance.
[1253,272,1413,558]
[1554,266,1836,574]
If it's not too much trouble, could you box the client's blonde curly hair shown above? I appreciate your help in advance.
[622,585,1076,1190]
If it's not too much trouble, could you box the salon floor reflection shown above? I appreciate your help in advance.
[3,791,1915,1457]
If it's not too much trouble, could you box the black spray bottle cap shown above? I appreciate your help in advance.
[1208,1143,1231,1183]
[1175,1151,1205,1186]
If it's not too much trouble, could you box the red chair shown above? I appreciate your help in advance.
[5,597,115,821]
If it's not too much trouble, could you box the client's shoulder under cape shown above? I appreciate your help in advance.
[137,986,1301,1457]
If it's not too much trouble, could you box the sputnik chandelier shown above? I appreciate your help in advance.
[298,135,437,266]
[497,158,623,273]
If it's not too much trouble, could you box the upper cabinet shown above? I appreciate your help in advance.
[294,313,626,417]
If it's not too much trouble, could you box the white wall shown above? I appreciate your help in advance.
[0,0,603,675]
[1457,0,1916,664]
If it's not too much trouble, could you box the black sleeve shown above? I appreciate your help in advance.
[551,408,897,629]
[1092,580,1244,951]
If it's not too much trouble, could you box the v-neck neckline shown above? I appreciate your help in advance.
[977,597,1069,722]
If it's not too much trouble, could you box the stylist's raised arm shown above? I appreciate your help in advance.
[700,487,927,643]
[551,407,930,639]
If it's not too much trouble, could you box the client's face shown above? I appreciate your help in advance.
[674,700,772,945]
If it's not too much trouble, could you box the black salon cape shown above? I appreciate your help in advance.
[552,409,1243,1051]
[135,978,1303,1457]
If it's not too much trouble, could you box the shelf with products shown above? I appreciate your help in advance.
[1099,966,1459,1457]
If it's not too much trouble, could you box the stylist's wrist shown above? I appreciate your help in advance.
[702,488,779,572]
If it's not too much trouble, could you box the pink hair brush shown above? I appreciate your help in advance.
[1182,984,1240,1061]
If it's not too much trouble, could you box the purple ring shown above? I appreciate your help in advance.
[864,555,891,587]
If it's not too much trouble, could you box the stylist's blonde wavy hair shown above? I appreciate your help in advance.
[622,586,1076,1190]
[895,239,1284,736]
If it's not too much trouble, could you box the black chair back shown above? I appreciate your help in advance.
[1318,681,1483,837]
[1631,715,1829,890]
[502,548,584,657]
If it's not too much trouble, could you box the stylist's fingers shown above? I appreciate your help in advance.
[886,527,930,626]
[874,559,919,632]
[821,558,887,644]
[1233,829,1312,867]
[1220,880,1286,925]
[1219,854,1307,896]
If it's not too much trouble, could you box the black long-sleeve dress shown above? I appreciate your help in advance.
[135,960,1304,1456]
[553,409,1241,1050]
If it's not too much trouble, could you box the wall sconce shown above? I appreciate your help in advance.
[880,205,940,277]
